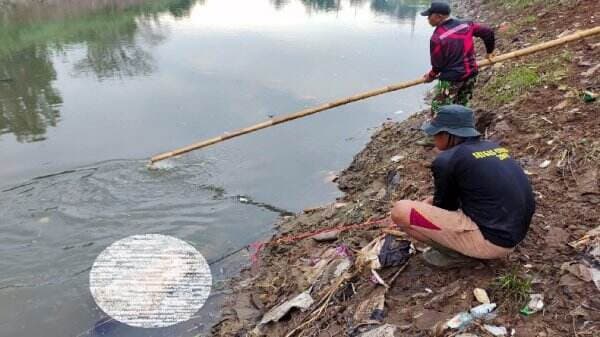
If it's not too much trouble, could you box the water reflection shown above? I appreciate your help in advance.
[300,0,340,12]
[0,48,62,142]
[0,0,428,143]
[70,18,159,79]
[273,0,429,18]
[0,0,430,146]
[0,0,199,142]
[370,0,427,19]
[167,0,202,17]
[271,0,291,9]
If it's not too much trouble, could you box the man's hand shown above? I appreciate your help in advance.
[485,52,496,63]
[423,73,436,83]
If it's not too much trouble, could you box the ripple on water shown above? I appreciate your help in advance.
[147,159,176,171]
[0,159,282,337]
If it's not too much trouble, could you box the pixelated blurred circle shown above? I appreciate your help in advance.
[89,234,212,328]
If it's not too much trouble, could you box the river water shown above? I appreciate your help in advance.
[0,0,432,336]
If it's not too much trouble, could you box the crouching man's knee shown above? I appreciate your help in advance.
[391,200,415,229]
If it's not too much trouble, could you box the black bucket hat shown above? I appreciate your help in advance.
[420,2,451,16]
[421,105,480,137]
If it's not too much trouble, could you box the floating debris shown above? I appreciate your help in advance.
[147,160,176,171]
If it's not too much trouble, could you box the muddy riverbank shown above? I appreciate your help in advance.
[213,0,600,336]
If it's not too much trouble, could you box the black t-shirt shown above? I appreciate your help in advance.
[432,139,535,248]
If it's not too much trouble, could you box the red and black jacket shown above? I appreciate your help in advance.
[428,18,495,81]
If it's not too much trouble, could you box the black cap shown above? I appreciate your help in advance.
[420,2,451,16]
[421,105,480,137]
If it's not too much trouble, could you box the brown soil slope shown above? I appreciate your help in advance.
[213,0,600,336]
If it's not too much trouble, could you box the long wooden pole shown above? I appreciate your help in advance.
[150,26,600,164]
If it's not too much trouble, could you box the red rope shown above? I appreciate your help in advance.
[249,217,390,265]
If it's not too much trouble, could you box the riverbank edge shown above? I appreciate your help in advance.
[212,0,600,336]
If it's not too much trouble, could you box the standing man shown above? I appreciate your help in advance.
[421,2,496,115]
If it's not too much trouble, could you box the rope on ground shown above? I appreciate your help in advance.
[249,217,390,265]
[208,217,393,266]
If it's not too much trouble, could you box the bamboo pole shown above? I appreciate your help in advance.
[150,26,600,164]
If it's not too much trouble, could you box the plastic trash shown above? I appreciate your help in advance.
[259,290,314,325]
[334,258,352,277]
[378,235,412,268]
[446,312,473,329]
[357,324,398,337]
[370,269,389,288]
[354,289,386,323]
[590,265,600,291]
[470,303,497,319]
[357,235,412,270]
[520,294,544,315]
[582,90,598,102]
[446,303,496,331]
[390,155,405,163]
[473,288,490,304]
[304,246,352,281]
[483,324,508,336]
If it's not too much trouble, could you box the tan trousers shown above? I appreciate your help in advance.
[391,200,513,259]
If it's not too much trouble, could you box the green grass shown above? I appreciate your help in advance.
[483,65,542,106]
[524,15,537,24]
[487,0,575,10]
[482,48,575,106]
[540,50,572,84]
[493,268,532,307]
[483,0,578,106]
